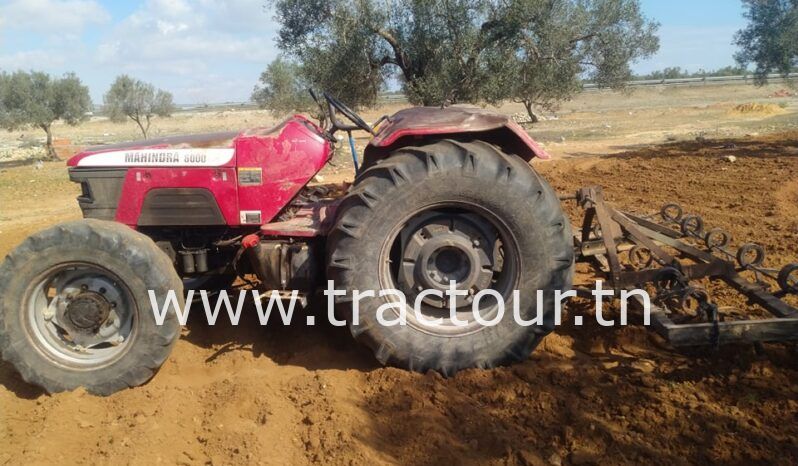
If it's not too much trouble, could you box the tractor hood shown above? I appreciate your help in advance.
[67,131,241,168]
[369,106,551,160]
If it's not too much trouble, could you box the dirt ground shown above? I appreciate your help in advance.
[1,86,798,465]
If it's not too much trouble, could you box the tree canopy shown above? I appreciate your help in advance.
[103,75,175,139]
[636,66,748,81]
[0,71,91,159]
[500,0,659,121]
[735,0,798,83]
[252,57,321,120]
[270,0,659,117]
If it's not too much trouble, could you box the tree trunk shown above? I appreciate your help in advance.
[41,124,58,160]
[376,29,411,79]
[522,100,540,124]
[132,116,148,139]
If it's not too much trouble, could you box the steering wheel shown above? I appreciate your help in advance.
[323,92,374,135]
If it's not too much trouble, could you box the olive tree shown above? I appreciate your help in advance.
[503,0,659,121]
[735,0,798,83]
[103,75,175,139]
[252,57,320,118]
[0,71,91,159]
[270,0,659,113]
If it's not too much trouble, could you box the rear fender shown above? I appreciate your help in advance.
[363,106,550,169]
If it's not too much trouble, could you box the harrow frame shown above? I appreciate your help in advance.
[566,186,798,347]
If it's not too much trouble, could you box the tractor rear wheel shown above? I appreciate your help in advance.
[327,139,573,374]
[0,219,182,395]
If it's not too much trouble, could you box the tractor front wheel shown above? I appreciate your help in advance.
[0,219,182,395]
[327,140,573,374]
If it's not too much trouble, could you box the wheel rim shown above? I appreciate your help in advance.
[23,263,136,368]
[380,203,520,336]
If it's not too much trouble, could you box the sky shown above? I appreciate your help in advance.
[0,0,749,104]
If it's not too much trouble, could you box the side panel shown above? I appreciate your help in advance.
[138,188,226,226]
[69,168,127,221]
[114,168,239,226]
[235,118,332,225]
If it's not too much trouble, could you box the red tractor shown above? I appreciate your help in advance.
[0,93,572,394]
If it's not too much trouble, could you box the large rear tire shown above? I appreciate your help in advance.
[327,139,573,375]
[0,219,182,395]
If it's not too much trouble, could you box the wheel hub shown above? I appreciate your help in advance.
[428,246,471,285]
[398,213,497,309]
[64,291,111,332]
[32,268,131,356]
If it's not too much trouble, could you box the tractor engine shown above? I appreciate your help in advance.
[244,239,321,291]
[140,212,326,293]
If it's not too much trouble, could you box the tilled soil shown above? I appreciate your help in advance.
[1,133,798,465]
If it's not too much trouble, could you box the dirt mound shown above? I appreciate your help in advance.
[770,89,795,98]
[729,102,787,115]
[2,132,798,465]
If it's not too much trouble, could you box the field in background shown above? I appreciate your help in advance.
[0,81,796,165]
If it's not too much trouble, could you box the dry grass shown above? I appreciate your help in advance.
[730,102,787,115]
